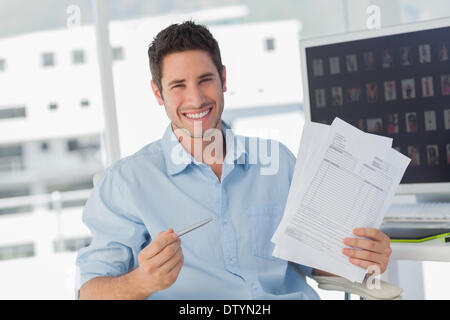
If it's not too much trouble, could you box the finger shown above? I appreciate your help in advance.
[167,252,184,275]
[161,247,184,274]
[342,248,388,266]
[353,228,388,242]
[141,229,178,259]
[153,238,181,268]
[343,237,385,253]
[348,257,382,271]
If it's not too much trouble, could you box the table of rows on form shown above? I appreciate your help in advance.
[286,146,395,262]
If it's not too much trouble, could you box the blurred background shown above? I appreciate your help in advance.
[0,0,449,299]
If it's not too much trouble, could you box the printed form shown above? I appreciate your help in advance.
[272,118,410,283]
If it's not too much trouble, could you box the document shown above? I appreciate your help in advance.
[271,118,410,283]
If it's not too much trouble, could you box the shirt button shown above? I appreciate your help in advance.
[223,218,228,223]
[229,258,235,265]
[252,283,258,290]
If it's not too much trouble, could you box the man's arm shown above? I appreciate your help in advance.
[79,229,184,300]
[79,269,150,300]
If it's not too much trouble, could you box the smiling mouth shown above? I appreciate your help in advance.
[182,107,213,120]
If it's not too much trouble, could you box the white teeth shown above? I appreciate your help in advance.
[185,108,210,119]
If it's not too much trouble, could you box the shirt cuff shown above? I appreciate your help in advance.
[294,263,314,279]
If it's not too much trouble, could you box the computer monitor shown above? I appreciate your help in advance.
[300,18,450,196]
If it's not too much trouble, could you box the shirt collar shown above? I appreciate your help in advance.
[223,121,248,168]
[161,120,248,176]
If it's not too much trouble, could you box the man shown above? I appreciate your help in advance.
[76,21,392,300]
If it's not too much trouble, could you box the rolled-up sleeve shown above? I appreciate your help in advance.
[75,166,149,299]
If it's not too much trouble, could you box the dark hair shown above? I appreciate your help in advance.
[148,21,223,93]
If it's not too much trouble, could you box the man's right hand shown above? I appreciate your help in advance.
[131,228,184,297]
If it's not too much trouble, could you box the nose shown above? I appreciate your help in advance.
[185,84,206,108]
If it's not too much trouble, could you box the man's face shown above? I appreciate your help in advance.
[151,50,226,138]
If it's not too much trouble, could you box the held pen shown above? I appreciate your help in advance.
[176,218,213,237]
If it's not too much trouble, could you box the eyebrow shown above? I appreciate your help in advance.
[199,72,215,79]
[168,79,185,87]
[168,73,215,87]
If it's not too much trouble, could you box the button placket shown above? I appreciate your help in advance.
[219,183,242,279]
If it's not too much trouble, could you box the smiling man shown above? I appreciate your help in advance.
[76,21,392,300]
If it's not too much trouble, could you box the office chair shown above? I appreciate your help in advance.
[312,274,402,300]
[92,172,403,300]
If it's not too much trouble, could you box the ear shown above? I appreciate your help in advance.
[221,65,227,93]
[151,80,164,106]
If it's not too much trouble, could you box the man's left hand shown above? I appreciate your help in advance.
[342,228,392,275]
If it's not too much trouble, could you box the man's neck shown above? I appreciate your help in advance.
[172,121,226,167]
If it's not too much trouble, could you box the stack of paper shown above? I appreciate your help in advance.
[271,118,410,283]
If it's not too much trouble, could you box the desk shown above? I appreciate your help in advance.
[391,237,450,262]
[383,225,450,299]
[382,203,450,262]
[380,195,450,299]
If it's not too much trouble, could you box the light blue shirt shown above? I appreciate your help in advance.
[75,121,320,300]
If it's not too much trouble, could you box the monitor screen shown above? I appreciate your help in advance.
[301,20,450,190]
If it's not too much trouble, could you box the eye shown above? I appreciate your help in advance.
[200,78,212,84]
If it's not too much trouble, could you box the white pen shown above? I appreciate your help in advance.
[176,218,213,237]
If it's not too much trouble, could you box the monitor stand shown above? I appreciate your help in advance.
[415,193,450,203]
